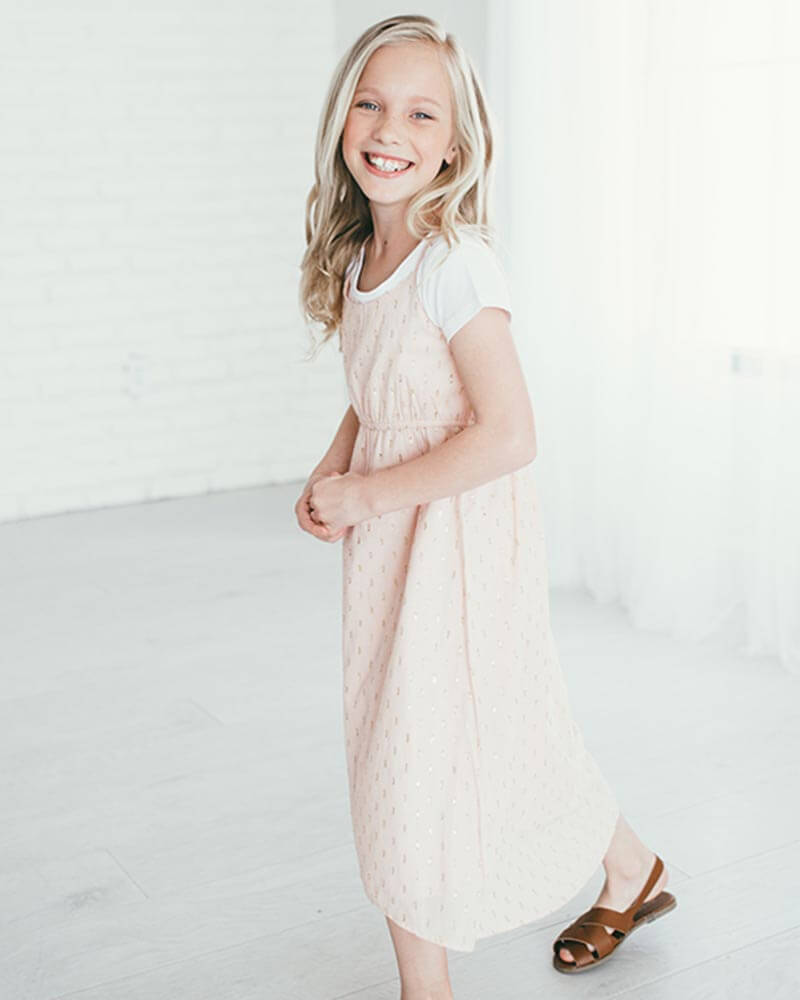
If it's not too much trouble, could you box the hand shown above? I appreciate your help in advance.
[295,471,346,543]
[307,470,371,538]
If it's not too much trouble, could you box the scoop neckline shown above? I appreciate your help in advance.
[348,235,433,302]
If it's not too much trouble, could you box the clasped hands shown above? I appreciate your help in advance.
[295,470,372,542]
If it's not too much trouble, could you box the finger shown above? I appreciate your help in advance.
[304,513,329,537]
[299,512,340,542]
[297,501,328,537]
[307,519,332,540]
[295,488,333,541]
[295,489,313,519]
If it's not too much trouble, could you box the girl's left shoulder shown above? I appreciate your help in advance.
[422,228,508,271]
[418,229,513,342]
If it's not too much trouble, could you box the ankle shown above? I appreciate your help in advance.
[400,989,453,1000]
[400,981,454,1000]
[603,845,655,882]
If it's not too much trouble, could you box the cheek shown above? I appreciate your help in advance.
[419,134,448,168]
[422,123,448,150]
[340,121,366,177]
[341,114,362,148]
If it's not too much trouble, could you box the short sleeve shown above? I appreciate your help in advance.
[419,236,512,341]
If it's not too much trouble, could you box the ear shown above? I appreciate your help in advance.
[443,145,457,167]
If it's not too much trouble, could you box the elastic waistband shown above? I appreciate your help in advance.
[359,418,470,431]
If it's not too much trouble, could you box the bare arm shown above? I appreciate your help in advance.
[362,306,537,518]
[295,404,359,541]
[309,403,360,479]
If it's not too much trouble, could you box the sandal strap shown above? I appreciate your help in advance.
[555,939,595,968]
[556,922,618,960]
[627,854,664,918]
[557,914,597,942]
[554,931,595,953]
[580,904,632,934]
[582,855,665,932]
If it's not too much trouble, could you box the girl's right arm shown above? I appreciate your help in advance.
[295,404,360,540]
[309,404,360,481]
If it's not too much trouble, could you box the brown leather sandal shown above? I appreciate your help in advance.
[552,853,677,973]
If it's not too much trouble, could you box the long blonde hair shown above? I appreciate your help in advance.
[299,15,499,357]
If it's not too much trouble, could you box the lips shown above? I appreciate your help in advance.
[362,151,414,172]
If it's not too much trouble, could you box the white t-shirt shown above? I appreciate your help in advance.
[345,233,512,342]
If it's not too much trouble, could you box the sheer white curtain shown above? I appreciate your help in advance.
[488,0,800,672]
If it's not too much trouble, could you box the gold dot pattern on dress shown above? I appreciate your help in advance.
[338,234,619,952]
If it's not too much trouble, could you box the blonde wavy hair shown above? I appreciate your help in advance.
[298,14,500,357]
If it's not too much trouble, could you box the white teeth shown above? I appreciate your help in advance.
[366,153,411,172]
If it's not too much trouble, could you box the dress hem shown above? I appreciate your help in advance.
[361,799,622,952]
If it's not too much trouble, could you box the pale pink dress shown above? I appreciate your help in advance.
[339,234,620,951]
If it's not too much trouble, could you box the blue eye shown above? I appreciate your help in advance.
[354,101,433,120]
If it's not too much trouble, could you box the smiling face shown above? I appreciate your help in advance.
[341,41,457,209]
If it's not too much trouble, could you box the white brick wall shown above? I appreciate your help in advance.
[0,1,344,523]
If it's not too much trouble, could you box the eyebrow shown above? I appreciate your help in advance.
[354,88,443,110]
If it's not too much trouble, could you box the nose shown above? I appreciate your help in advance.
[370,111,407,147]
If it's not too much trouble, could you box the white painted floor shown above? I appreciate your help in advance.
[1,483,798,1000]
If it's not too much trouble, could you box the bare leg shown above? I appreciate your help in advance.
[385,915,455,1000]
[557,812,670,964]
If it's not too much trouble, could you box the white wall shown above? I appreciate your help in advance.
[0,1,343,523]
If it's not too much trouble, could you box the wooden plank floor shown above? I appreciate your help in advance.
[1,483,798,1000]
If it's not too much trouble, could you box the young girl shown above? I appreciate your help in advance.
[295,15,676,995]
